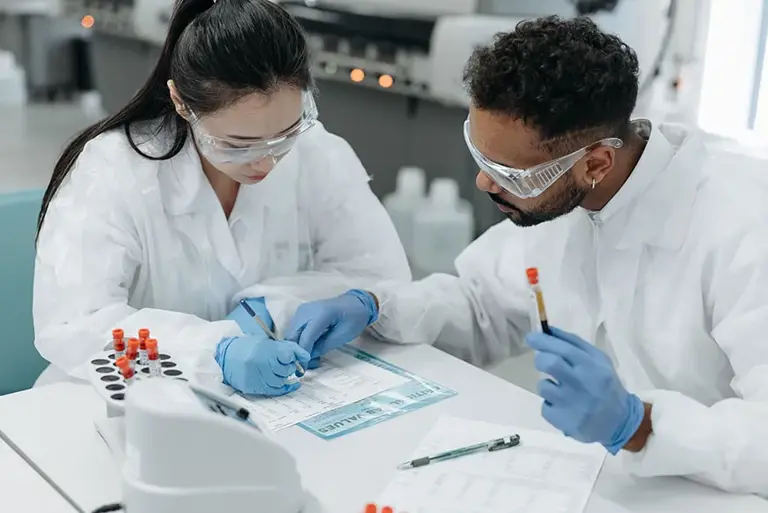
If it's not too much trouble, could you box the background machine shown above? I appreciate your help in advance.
[59,0,702,236]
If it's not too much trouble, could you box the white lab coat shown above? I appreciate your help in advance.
[371,121,768,494]
[34,121,410,387]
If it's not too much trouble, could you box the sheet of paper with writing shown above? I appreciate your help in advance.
[380,417,606,513]
[242,349,409,431]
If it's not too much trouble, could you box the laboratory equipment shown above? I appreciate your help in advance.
[0,0,89,100]
[146,339,160,377]
[138,328,149,365]
[526,268,552,335]
[412,178,473,276]
[383,166,427,261]
[86,330,189,416]
[0,49,26,106]
[121,378,310,513]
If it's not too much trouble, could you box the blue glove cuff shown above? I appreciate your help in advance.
[215,337,237,369]
[605,394,645,455]
[345,289,379,325]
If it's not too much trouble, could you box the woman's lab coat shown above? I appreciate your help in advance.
[34,122,410,386]
[371,120,768,494]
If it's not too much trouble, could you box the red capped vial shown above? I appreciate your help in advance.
[112,328,125,359]
[138,328,150,365]
[115,356,135,385]
[146,338,161,377]
[126,338,139,370]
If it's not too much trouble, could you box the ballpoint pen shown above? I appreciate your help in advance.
[239,299,306,376]
[396,434,521,470]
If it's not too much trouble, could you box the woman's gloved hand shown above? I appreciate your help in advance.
[227,297,273,335]
[285,289,379,361]
[215,335,310,396]
[526,327,645,454]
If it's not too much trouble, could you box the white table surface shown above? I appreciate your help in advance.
[0,435,78,512]
[0,340,766,513]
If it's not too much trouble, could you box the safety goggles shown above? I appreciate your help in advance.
[188,90,318,165]
[463,118,623,199]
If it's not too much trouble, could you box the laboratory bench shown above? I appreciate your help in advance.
[0,434,78,512]
[0,340,766,513]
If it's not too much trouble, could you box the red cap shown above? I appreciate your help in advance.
[128,338,139,350]
[364,504,378,513]
[112,328,124,340]
[381,507,393,513]
[115,356,130,370]
[138,328,150,340]
[146,338,158,350]
[526,267,539,285]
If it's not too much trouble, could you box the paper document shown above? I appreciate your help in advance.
[242,349,409,431]
[380,417,605,513]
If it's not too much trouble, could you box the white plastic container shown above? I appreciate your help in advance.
[383,166,427,261]
[412,178,474,276]
[0,50,27,107]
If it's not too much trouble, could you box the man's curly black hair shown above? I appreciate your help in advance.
[464,16,640,153]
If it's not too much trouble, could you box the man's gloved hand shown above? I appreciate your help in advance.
[526,327,645,454]
[285,289,379,361]
[215,335,311,396]
[227,297,273,335]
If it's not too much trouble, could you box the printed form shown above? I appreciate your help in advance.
[380,417,605,513]
[242,350,409,431]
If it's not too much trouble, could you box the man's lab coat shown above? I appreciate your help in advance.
[371,120,768,494]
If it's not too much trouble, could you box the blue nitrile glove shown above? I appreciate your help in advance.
[227,297,274,335]
[525,327,645,455]
[285,289,379,360]
[215,335,311,396]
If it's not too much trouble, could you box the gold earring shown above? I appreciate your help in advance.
[591,178,596,190]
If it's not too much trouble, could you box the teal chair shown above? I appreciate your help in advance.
[0,189,48,395]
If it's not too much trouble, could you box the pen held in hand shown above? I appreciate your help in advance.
[239,299,306,376]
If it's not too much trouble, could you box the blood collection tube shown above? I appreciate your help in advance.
[146,338,161,377]
[116,357,135,385]
[126,338,140,370]
[526,268,552,335]
[138,328,150,365]
[112,329,125,359]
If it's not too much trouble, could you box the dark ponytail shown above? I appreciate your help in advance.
[37,0,311,238]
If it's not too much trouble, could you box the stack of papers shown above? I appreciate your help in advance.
[380,417,606,513]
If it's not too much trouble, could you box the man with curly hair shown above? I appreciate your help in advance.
[285,16,768,492]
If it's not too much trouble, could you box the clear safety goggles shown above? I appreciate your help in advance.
[188,91,318,165]
[463,119,624,199]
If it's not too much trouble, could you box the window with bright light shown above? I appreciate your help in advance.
[697,0,762,136]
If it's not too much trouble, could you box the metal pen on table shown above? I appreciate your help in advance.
[397,434,520,470]
[526,267,552,335]
[239,299,306,375]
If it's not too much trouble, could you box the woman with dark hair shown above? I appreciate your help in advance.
[33,0,410,396]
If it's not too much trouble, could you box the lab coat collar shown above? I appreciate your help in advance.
[160,132,213,216]
[584,119,706,250]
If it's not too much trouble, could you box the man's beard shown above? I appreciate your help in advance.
[488,175,588,227]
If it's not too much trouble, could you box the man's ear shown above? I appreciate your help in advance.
[582,146,616,188]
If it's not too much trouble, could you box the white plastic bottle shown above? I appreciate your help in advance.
[412,178,474,276]
[383,167,427,261]
[0,50,27,107]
